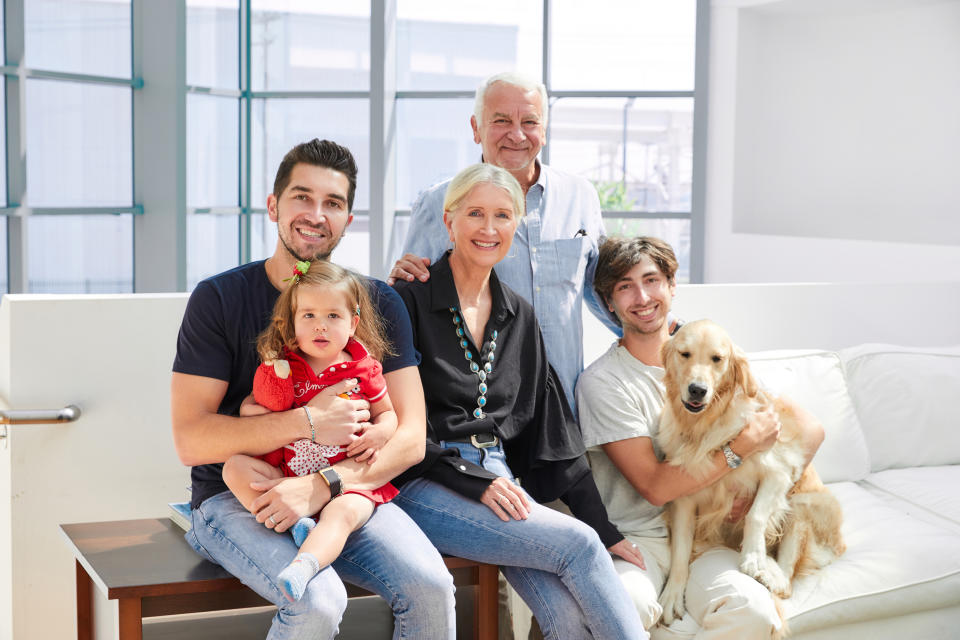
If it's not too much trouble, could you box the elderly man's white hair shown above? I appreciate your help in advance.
[473,72,548,127]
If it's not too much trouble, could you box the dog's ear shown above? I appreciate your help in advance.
[660,336,675,370]
[732,346,759,397]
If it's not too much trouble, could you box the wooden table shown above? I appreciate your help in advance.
[60,518,498,640]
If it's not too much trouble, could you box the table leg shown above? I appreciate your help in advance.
[476,564,499,640]
[76,561,93,640]
[118,598,143,640]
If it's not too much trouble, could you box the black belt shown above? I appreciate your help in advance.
[449,433,500,449]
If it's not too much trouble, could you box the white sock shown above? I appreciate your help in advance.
[278,552,321,602]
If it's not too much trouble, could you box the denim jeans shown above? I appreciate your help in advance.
[395,442,648,640]
[186,490,456,639]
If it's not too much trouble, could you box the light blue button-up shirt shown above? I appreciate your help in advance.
[403,161,621,411]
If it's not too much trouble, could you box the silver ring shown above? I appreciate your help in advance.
[631,542,638,549]
[268,515,277,526]
[498,495,508,505]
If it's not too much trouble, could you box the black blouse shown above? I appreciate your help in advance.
[393,253,622,547]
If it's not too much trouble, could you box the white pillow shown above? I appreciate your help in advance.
[840,344,960,471]
[748,349,871,483]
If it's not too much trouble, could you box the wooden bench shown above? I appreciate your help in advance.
[60,518,499,640]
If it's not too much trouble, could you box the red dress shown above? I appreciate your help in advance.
[253,339,399,504]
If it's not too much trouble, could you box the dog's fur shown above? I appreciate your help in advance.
[657,320,845,635]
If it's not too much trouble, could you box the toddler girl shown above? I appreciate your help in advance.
[223,260,398,602]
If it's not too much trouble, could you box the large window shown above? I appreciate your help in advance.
[2,0,136,293]
[2,0,707,293]
[390,0,700,281]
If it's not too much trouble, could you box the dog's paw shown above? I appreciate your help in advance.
[776,579,793,599]
[759,559,791,598]
[740,550,765,579]
[741,553,791,597]
[659,580,686,626]
[641,599,664,629]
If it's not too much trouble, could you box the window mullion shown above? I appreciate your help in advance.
[132,0,187,292]
[239,0,252,265]
[5,0,27,292]
[689,0,710,284]
[368,0,397,279]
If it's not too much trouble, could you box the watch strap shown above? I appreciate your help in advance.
[318,467,344,498]
[722,443,742,469]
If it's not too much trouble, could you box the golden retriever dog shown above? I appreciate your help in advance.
[657,320,845,633]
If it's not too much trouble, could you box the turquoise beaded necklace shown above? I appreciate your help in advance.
[449,307,498,419]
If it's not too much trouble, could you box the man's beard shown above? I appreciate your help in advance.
[276,203,345,262]
[279,229,342,263]
[621,313,667,337]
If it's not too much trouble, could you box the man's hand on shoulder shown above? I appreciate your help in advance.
[387,254,431,286]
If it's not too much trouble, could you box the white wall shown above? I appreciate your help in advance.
[583,280,960,367]
[0,294,192,640]
[705,0,960,283]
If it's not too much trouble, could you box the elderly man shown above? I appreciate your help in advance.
[388,72,617,410]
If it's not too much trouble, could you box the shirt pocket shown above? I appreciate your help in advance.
[552,237,591,286]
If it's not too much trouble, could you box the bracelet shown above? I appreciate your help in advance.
[303,406,315,442]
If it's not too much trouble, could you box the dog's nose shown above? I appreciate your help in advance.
[687,382,708,402]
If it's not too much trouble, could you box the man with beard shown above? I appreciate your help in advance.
[171,139,455,639]
[575,236,824,638]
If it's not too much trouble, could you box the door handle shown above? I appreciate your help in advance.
[0,405,81,441]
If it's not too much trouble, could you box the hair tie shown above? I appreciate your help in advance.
[284,260,311,284]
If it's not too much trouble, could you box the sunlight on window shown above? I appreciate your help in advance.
[27,215,133,293]
[551,0,695,91]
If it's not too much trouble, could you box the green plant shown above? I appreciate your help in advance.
[592,180,636,212]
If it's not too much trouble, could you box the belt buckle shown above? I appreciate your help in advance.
[470,433,499,449]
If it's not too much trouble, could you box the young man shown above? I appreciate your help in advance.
[388,72,617,411]
[171,139,455,639]
[576,236,825,638]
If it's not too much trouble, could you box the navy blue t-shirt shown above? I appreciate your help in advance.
[172,260,420,509]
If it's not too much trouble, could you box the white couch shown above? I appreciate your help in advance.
[581,281,960,639]
[748,344,960,639]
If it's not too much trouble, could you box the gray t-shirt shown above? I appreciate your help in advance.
[576,341,668,538]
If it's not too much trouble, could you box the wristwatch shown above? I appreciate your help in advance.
[722,443,743,469]
[318,467,344,498]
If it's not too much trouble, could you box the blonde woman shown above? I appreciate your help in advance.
[392,163,647,640]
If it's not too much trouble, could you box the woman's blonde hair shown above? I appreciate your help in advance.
[443,163,525,221]
[256,261,393,363]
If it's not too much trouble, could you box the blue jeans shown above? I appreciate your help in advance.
[186,490,456,639]
[395,442,648,640]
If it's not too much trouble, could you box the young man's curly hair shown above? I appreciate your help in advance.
[593,236,678,327]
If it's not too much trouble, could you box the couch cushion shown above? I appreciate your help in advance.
[860,466,960,534]
[748,350,870,483]
[784,481,960,633]
[840,344,960,472]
